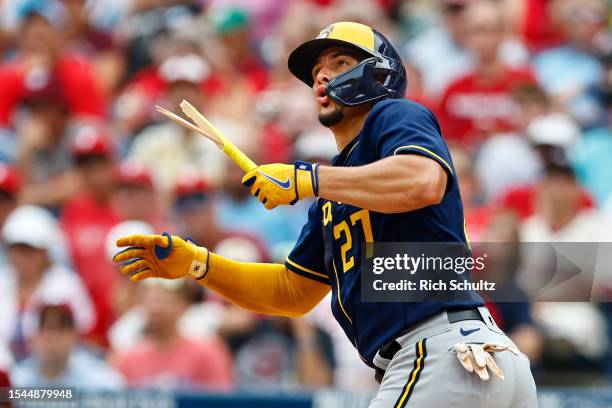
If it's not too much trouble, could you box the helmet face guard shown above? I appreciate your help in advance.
[325,56,406,107]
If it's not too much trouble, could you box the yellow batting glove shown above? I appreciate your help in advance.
[113,232,209,282]
[241,161,319,210]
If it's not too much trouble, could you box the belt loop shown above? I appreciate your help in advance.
[477,306,502,333]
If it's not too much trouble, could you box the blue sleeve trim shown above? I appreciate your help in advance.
[392,145,453,175]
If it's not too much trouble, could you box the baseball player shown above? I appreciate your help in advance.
[114,22,537,407]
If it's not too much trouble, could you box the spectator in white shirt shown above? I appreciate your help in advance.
[0,205,95,360]
[11,304,123,389]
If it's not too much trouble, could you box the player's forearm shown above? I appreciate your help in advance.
[196,253,330,318]
[317,155,447,213]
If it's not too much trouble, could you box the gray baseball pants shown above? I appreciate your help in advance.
[369,307,538,407]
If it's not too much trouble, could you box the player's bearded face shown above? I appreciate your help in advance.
[318,103,344,127]
[312,48,360,127]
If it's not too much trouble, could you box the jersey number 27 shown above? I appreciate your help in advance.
[323,202,374,273]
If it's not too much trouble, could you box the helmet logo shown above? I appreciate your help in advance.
[317,24,335,39]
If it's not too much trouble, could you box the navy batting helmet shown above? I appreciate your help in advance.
[288,22,407,107]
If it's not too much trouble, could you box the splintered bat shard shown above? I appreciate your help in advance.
[154,101,257,173]
[181,100,258,173]
[155,105,223,148]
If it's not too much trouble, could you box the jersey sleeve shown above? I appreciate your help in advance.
[369,101,455,193]
[285,202,330,285]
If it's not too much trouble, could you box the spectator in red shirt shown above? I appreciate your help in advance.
[437,0,536,150]
[112,279,234,391]
[60,123,120,345]
[0,6,106,127]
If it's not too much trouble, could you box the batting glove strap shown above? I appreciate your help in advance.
[189,246,210,280]
[294,161,319,200]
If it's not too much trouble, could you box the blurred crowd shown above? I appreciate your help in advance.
[0,0,611,394]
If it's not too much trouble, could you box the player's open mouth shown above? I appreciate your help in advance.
[316,85,330,107]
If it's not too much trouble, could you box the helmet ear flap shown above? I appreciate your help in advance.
[384,57,407,99]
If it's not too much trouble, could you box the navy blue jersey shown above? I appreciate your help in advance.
[285,99,483,366]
